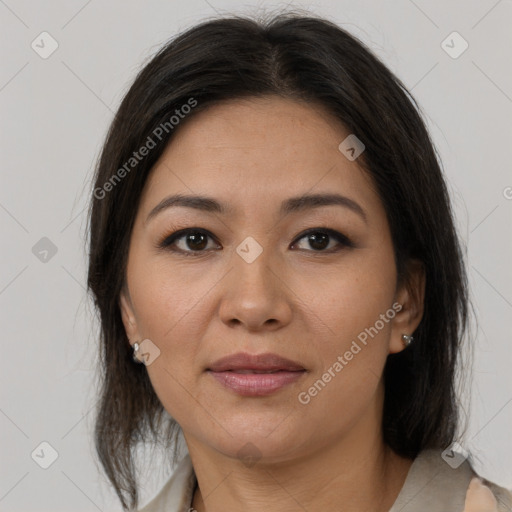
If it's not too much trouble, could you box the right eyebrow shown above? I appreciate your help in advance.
[145,192,367,225]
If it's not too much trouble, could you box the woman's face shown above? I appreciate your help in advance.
[120,96,424,463]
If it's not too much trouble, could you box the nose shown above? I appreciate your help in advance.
[218,248,293,332]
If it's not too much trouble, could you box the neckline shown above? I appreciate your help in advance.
[185,450,425,512]
[387,450,422,510]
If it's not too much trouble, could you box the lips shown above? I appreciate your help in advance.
[231,369,284,374]
[206,352,306,396]
[207,352,306,373]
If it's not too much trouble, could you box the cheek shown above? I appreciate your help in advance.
[295,247,397,402]
[293,245,397,342]
[297,289,394,435]
[130,270,209,427]
[126,252,219,388]
[127,251,214,342]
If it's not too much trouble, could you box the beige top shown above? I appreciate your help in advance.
[138,448,512,512]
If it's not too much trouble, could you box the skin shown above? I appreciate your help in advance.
[463,478,499,512]
[119,96,426,512]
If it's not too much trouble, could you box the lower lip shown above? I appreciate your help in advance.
[207,370,306,396]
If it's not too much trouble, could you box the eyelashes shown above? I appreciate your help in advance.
[156,227,355,257]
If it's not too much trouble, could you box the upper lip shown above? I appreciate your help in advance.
[207,352,306,372]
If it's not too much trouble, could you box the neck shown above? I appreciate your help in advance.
[186,394,413,512]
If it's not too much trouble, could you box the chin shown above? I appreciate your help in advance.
[201,412,312,461]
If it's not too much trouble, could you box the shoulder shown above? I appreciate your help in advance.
[138,454,196,512]
[137,449,512,511]
[390,448,512,512]
[481,477,512,512]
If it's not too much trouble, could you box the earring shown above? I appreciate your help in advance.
[401,334,414,348]
[132,342,144,364]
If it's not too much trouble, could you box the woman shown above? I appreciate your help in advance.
[86,11,512,512]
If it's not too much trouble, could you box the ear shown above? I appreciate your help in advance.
[119,284,141,343]
[389,259,426,354]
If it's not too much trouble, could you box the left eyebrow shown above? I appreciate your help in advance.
[280,193,367,223]
[145,192,367,225]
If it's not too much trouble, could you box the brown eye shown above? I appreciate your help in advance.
[301,232,330,251]
[159,229,220,255]
[291,228,354,252]
[158,227,354,257]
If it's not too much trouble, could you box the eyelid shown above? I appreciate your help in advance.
[157,227,220,255]
[157,226,355,255]
[293,227,355,249]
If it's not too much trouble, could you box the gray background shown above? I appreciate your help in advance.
[1,0,511,510]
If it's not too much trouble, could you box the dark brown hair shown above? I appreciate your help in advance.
[86,10,470,511]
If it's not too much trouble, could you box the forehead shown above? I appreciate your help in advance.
[163,96,349,158]
[140,96,380,221]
